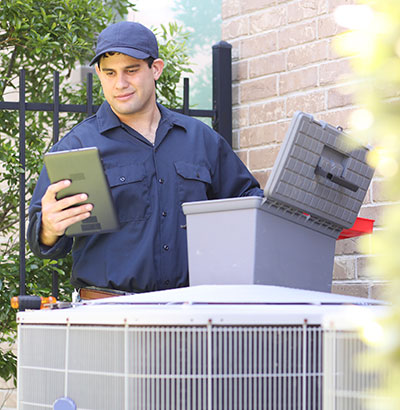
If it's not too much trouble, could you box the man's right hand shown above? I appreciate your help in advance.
[40,180,93,247]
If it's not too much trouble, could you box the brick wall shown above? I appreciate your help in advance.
[222,0,386,298]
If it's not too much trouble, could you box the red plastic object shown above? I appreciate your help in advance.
[338,217,374,240]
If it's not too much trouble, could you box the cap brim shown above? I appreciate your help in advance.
[89,47,151,65]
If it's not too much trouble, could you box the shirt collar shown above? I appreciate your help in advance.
[96,101,188,134]
[96,101,122,133]
[157,103,188,131]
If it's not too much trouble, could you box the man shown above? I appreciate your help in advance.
[27,21,263,298]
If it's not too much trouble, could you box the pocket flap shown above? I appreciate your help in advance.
[174,161,211,184]
[105,164,145,187]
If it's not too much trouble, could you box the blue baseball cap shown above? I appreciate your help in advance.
[90,21,159,66]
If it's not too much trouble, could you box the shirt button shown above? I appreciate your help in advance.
[162,211,167,217]
[158,178,164,184]
[165,280,170,286]
[119,176,126,182]
[163,244,169,251]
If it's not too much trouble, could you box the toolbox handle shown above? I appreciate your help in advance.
[315,159,359,192]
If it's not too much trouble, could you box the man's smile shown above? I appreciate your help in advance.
[115,92,135,101]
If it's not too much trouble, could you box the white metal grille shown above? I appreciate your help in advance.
[323,330,382,410]
[18,324,323,410]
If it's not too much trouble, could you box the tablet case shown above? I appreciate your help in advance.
[44,147,119,236]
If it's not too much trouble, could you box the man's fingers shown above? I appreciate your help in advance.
[47,203,93,226]
[53,193,89,212]
[42,180,89,213]
[44,179,71,200]
[43,203,93,237]
[59,203,93,222]
[40,180,93,243]
[50,210,93,236]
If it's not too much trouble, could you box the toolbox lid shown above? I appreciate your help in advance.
[264,112,374,230]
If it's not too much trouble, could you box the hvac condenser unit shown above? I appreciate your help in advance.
[322,307,386,410]
[17,285,385,410]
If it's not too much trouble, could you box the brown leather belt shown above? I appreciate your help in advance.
[79,287,131,300]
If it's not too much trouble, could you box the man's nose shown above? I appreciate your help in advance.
[115,73,129,88]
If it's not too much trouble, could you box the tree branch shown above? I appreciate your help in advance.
[0,46,18,99]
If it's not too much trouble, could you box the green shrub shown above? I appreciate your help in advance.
[0,0,191,385]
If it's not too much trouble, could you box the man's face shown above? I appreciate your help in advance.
[95,53,163,120]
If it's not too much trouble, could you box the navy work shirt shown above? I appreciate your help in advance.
[28,102,263,292]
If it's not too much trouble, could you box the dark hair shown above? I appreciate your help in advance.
[143,57,155,68]
[97,52,155,68]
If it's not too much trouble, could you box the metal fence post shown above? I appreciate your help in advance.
[19,69,26,295]
[52,71,60,298]
[183,77,190,116]
[53,71,60,144]
[86,72,94,117]
[212,41,232,147]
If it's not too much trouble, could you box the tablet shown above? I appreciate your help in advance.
[44,147,119,236]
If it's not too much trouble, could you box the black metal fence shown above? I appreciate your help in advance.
[0,41,232,298]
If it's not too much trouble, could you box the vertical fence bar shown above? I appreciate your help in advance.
[53,71,60,144]
[212,41,232,147]
[19,69,26,295]
[183,78,189,116]
[51,71,60,298]
[86,72,93,117]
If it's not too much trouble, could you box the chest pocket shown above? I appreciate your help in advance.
[105,163,150,223]
[174,161,212,203]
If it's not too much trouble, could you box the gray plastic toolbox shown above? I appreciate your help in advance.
[182,112,374,293]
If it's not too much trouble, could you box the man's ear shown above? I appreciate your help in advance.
[152,58,164,81]
[95,64,101,77]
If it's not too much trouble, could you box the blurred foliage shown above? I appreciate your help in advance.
[0,0,191,388]
[334,1,400,408]
[154,22,193,108]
